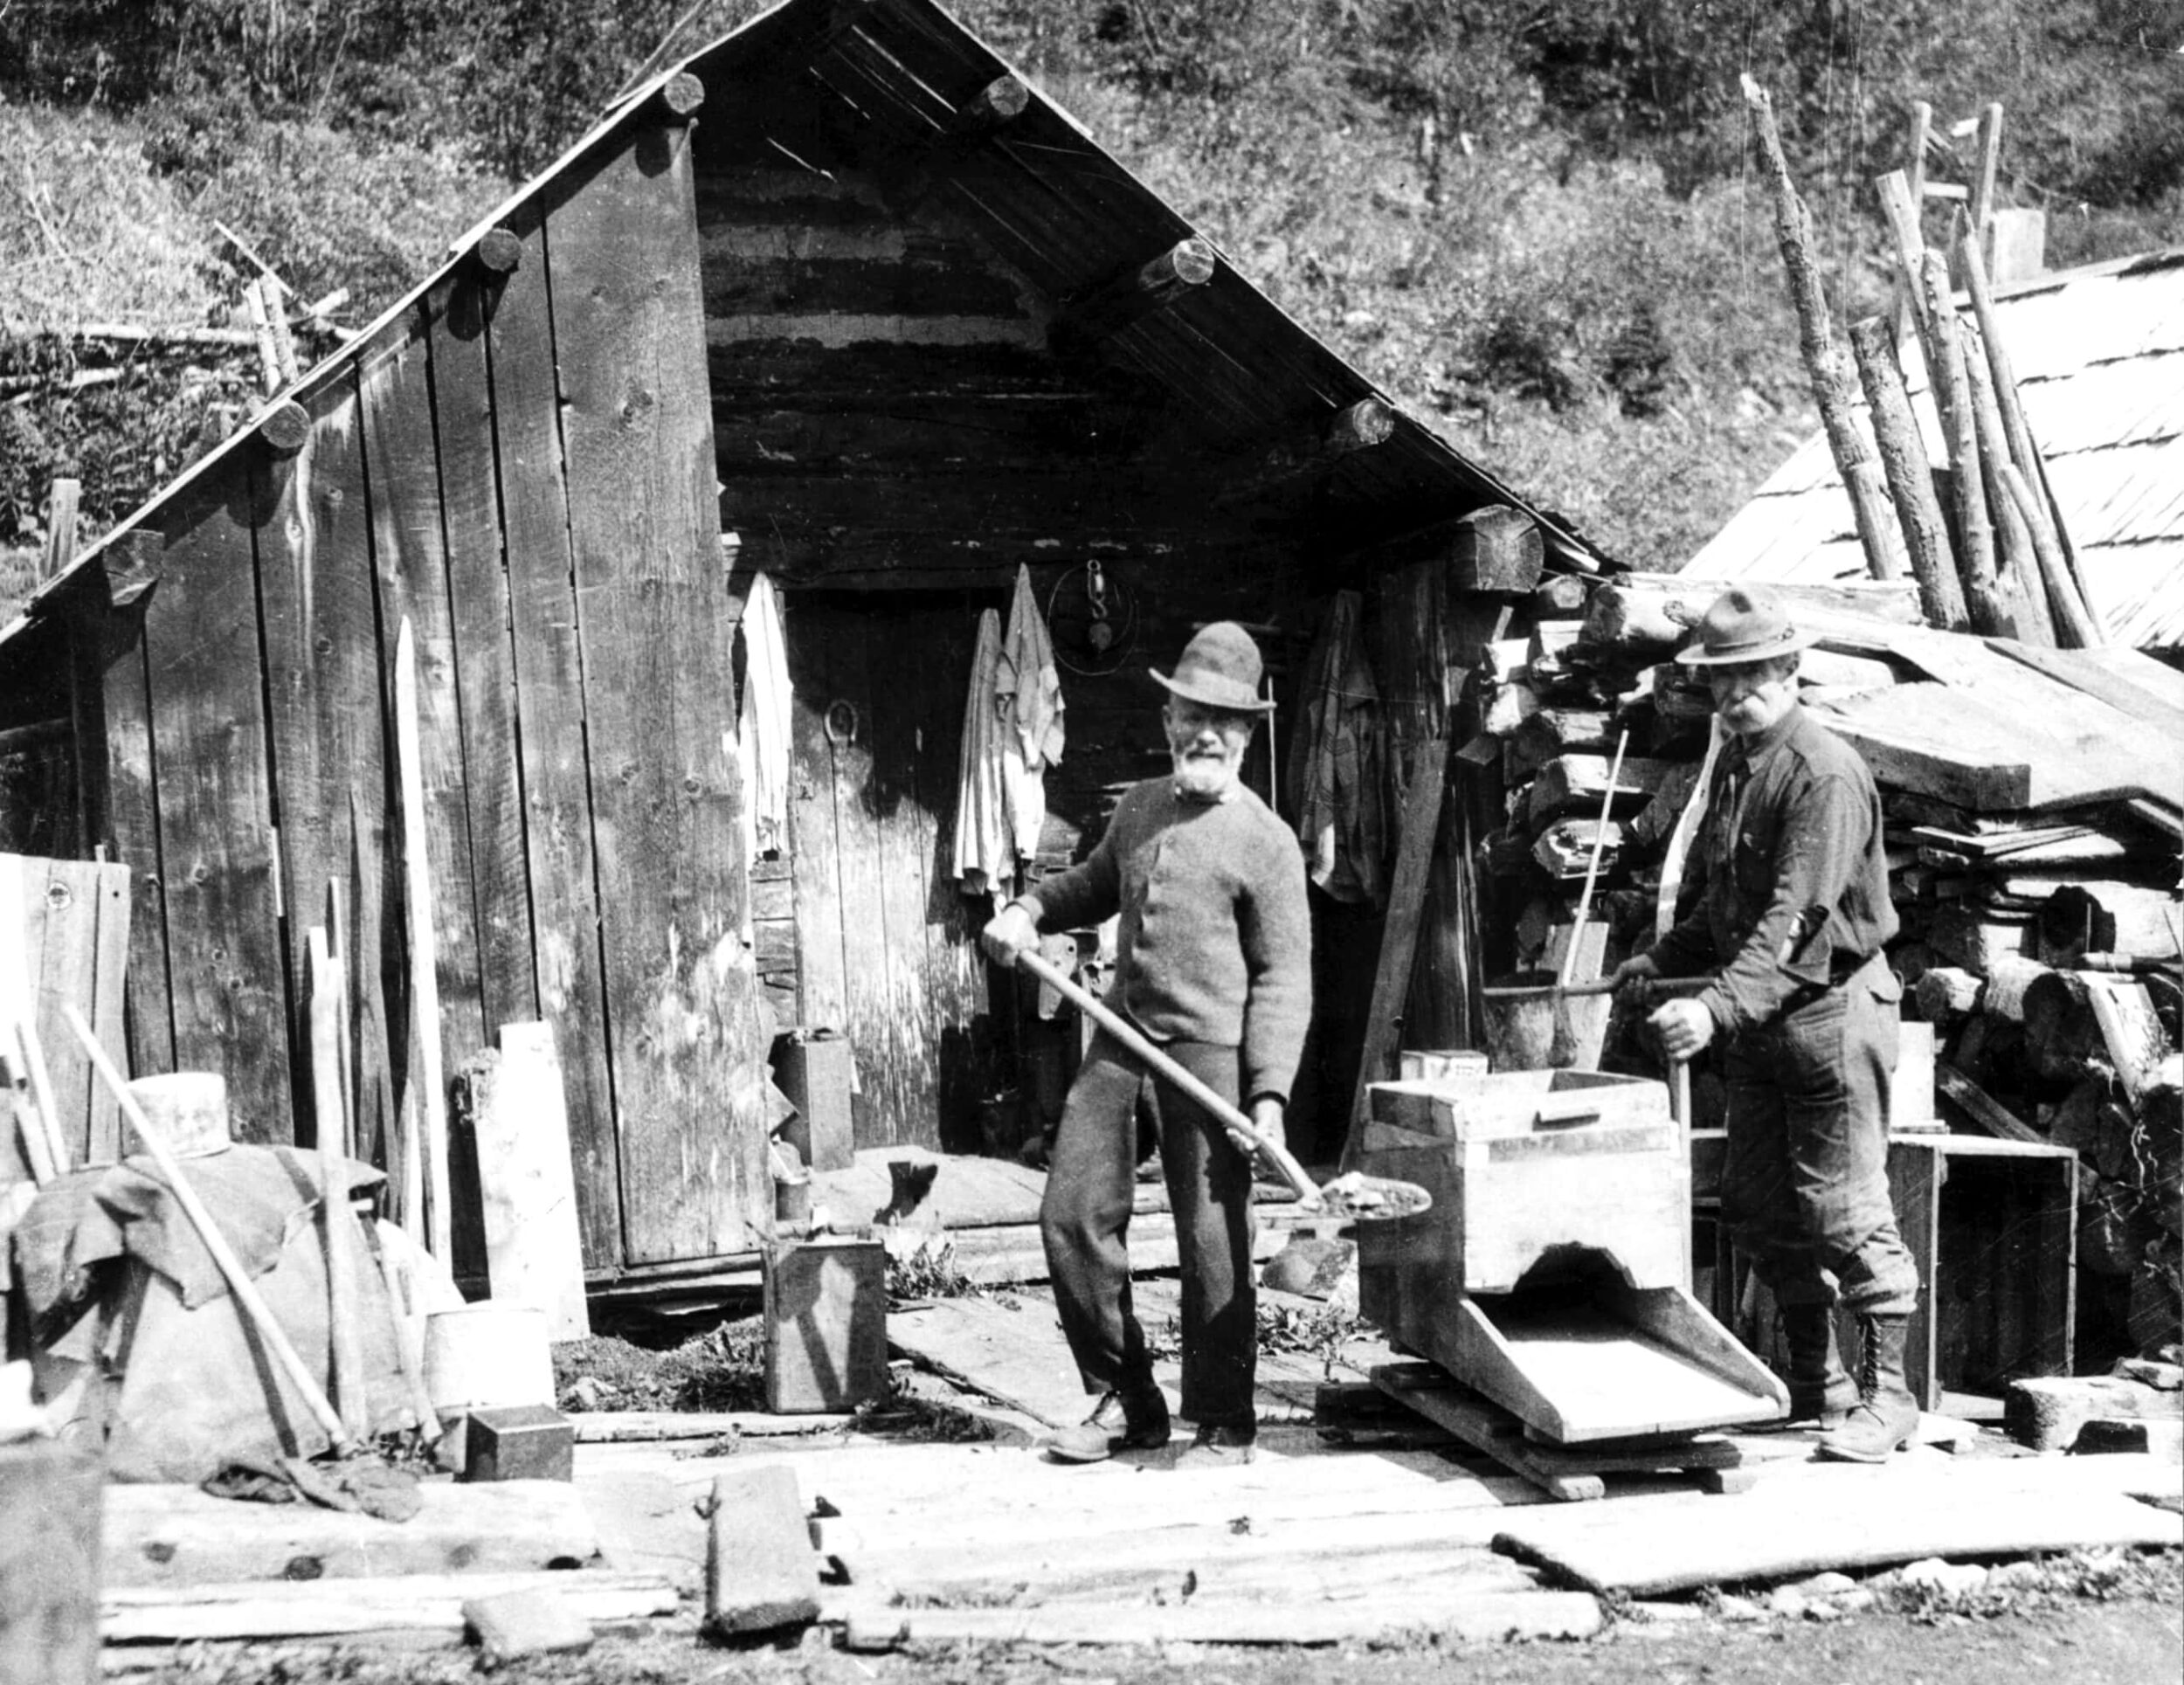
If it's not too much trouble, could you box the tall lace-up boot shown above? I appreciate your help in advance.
[1766,1302,1857,1430]
[1814,1314,1919,1463]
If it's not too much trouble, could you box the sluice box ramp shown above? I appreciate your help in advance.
[1357,1068,1788,1444]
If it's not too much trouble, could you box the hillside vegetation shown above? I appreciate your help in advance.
[3,0,2180,574]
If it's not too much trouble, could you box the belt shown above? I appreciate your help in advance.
[1779,951,1877,1017]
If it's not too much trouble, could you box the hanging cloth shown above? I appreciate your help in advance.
[1287,590,1387,905]
[995,564,1065,867]
[951,607,1015,904]
[734,571,794,860]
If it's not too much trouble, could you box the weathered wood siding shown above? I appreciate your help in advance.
[692,105,1315,1149]
[98,107,764,1269]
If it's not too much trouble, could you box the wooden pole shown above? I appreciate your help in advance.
[1874,170,1949,430]
[2001,463,2101,646]
[1849,316,1966,630]
[1743,77,1901,583]
[1916,252,2006,632]
[393,619,452,1266]
[1959,325,2056,646]
[1557,730,1628,991]
[63,1005,352,1455]
[16,1021,70,1180]
[39,478,79,584]
[1968,103,2003,249]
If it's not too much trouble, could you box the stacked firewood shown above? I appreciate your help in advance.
[1461,569,2182,1361]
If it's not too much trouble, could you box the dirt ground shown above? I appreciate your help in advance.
[116,1548,2182,1685]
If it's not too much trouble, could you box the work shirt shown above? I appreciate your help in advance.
[1650,703,1898,1039]
[1023,777,1311,1105]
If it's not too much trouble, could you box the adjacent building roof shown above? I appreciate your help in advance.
[1686,246,2184,649]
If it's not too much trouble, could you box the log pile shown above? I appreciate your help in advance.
[1458,569,2183,1364]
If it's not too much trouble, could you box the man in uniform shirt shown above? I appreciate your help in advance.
[1613,587,1921,1463]
[982,623,1311,1469]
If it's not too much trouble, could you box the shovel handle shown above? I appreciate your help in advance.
[1481,974,1711,1001]
[1013,948,1318,1205]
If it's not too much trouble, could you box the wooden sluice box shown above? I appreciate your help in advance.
[1358,1069,1787,1445]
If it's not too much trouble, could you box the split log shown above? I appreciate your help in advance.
[1510,707,1614,773]
[1526,753,1670,829]
[1581,583,1690,659]
[1449,505,1545,594]
[2021,970,2110,1083]
[1532,818,1623,880]
[1874,170,1946,405]
[1913,965,1983,1027]
[1480,680,1538,737]
[1849,315,1966,630]
[1531,575,1589,617]
[1981,955,2055,1022]
[100,1572,673,1647]
[1742,75,1901,582]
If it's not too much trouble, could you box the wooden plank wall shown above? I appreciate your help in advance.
[93,108,762,1271]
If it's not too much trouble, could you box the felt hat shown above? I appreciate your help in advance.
[1675,585,1818,666]
[1151,621,1275,713]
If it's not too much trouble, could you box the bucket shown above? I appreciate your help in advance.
[1480,972,1589,1072]
[125,1073,231,1157]
[422,1303,553,1418]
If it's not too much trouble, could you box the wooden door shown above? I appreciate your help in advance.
[785,594,1004,1152]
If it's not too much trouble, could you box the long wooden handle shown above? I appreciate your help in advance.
[1482,975,1711,1000]
[1013,949,1317,1204]
[62,1005,352,1455]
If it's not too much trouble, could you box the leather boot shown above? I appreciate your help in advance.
[1815,1314,1919,1463]
[1046,1385,1171,1463]
[1766,1303,1856,1430]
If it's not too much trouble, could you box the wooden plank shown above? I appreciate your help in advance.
[785,604,850,1044]
[867,612,945,1144]
[83,853,129,1161]
[835,1592,1603,1647]
[1343,735,1449,1164]
[549,120,764,1263]
[1934,1062,2042,1143]
[474,1021,591,1340]
[142,471,293,1142]
[1489,1456,2182,1594]
[252,372,386,1157]
[101,1571,678,1646]
[358,316,490,1081]
[428,270,535,1035]
[886,1295,1086,1428]
[17,858,132,1164]
[486,204,620,1273]
[98,568,175,1081]
[101,1479,601,1588]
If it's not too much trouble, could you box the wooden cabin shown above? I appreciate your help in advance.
[0,0,1601,1288]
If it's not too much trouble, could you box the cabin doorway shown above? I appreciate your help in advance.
[781,590,1010,1152]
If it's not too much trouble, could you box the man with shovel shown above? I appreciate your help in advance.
[1611,586,1921,1464]
[981,622,1311,1469]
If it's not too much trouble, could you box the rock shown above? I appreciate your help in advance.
[1629,1599,1704,1624]
[1985,1560,2048,1591]
[1766,1588,1807,1619]
[1260,1235,1356,1301]
[2116,1358,2183,1392]
[2007,1374,2184,1452]
[1805,1600,1847,1622]
[1898,1557,1988,1599]
[1715,1594,1765,1622]
[1835,1589,1876,1612]
[1788,1571,1857,1597]
[563,1376,614,1412]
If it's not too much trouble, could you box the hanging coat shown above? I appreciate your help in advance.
[951,607,1015,902]
[1288,589,1387,905]
[995,564,1065,867]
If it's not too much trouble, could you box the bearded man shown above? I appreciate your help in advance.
[982,622,1311,1468]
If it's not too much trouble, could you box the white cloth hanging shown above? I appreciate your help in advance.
[952,608,1015,903]
[730,573,794,939]
[995,564,1065,866]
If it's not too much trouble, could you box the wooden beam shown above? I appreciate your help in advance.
[1969,102,2003,236]
[1916,253,2006,633]
[950,74,1029,137]
[1959,322,2055,645]
[654,70,704,121]
[1052,238,1216,350]
[1743,76,1900,584]
[1213,397,1395,507]
[1849,316,1965,631]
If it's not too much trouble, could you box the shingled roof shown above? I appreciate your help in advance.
[1687,245,2184,650]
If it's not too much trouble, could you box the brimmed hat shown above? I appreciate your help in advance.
[1151,622,1275,713]
[1675,586,1818,667]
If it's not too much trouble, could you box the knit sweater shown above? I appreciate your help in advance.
[1023,777,1312,1104]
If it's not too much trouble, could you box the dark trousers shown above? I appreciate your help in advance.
[1040,1029,1257,1428]
[1720,956,1920,1316]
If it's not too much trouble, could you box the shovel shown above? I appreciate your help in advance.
[1013,948,1431,1222]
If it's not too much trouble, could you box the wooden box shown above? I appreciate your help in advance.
[1359,1069,1683,1308]
[762,1237,887,1413]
